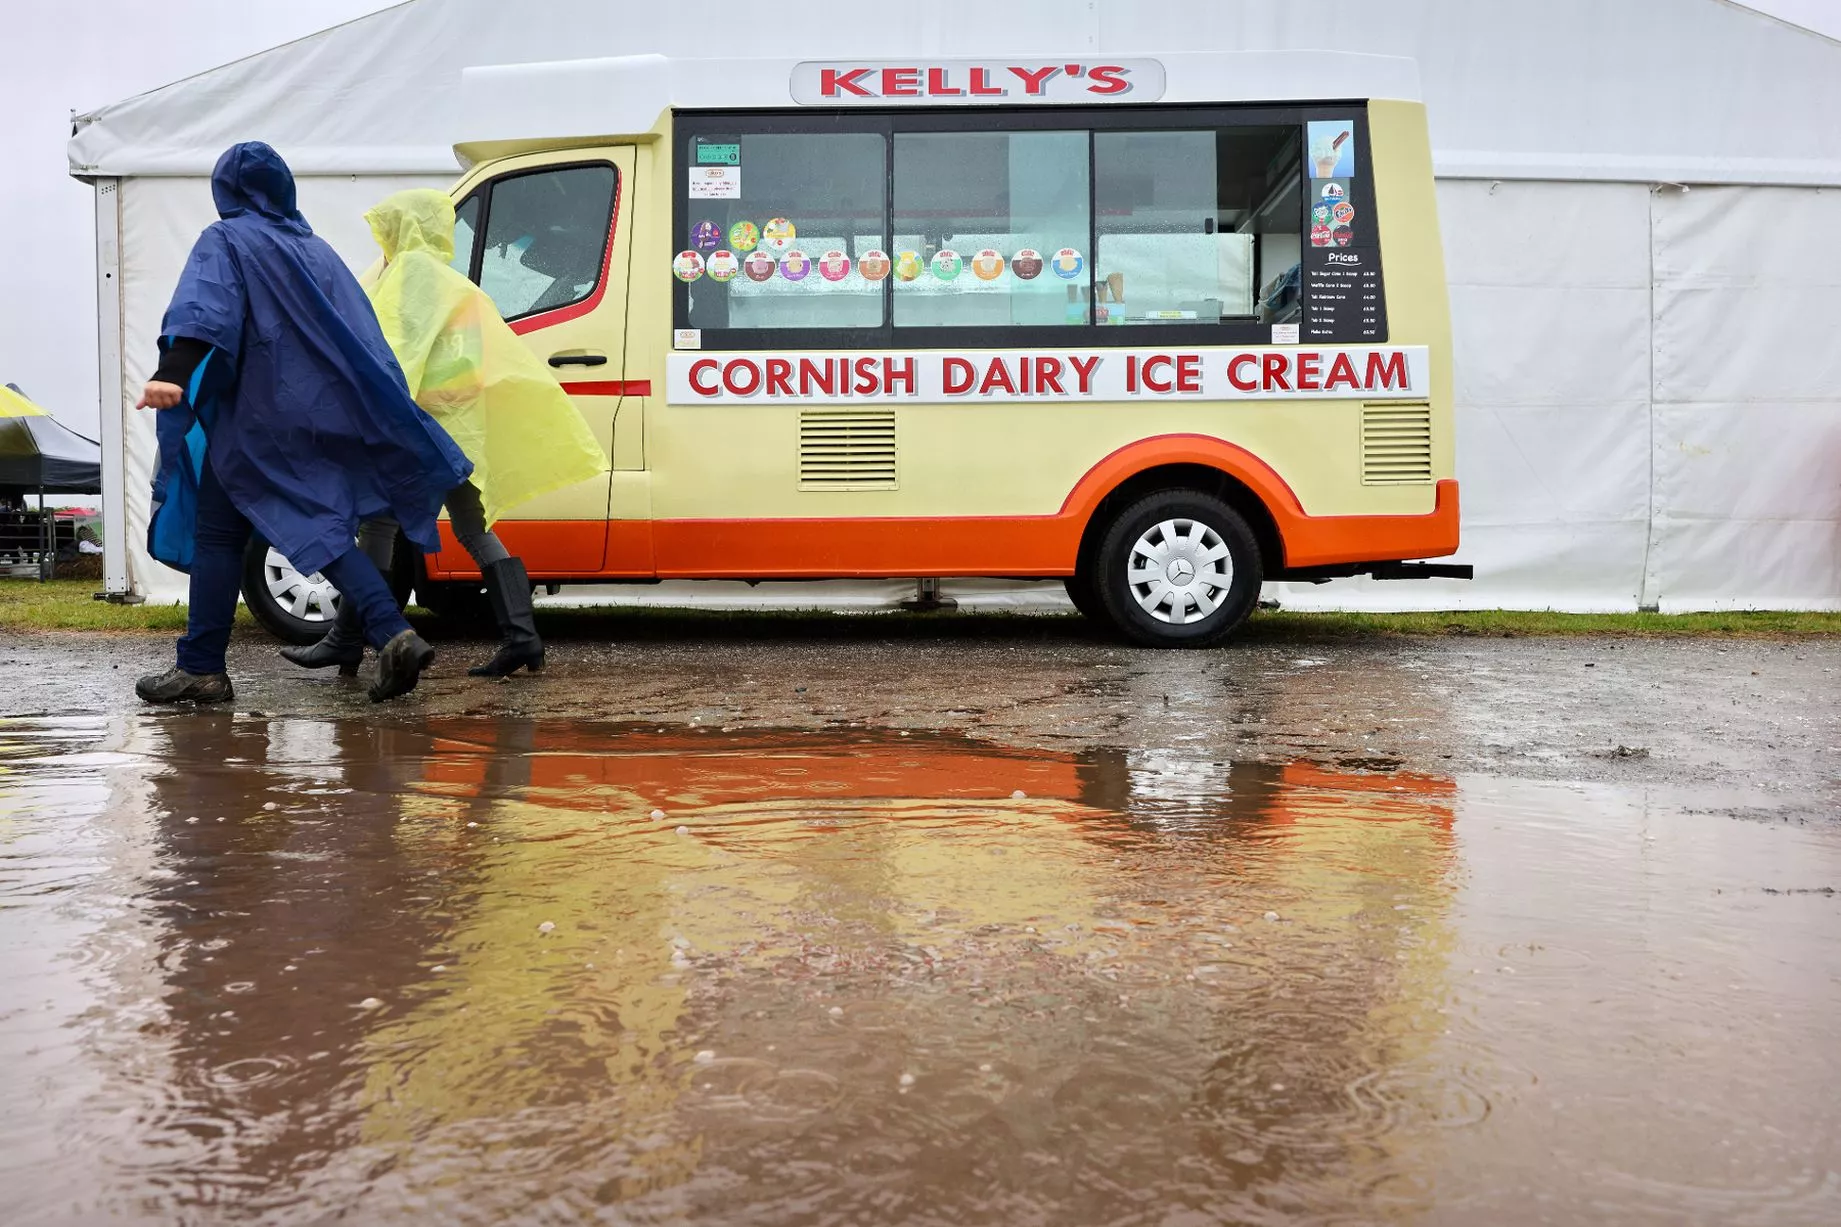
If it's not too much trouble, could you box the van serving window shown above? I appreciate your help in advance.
[673,105,1383,349]
[892,130,1091,328]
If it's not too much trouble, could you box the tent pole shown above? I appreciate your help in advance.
[92,178,130,597]
[38,482,49,582]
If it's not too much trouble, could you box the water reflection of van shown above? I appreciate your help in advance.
[133,715,1458,1218]
[250,52,1468,648]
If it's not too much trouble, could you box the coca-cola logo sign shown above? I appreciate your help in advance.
[790,59,1166,106]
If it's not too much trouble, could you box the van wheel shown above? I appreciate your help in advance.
[1093,490,1262,648]
[242,537,342,645]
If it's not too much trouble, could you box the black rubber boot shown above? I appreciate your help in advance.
[368,629,436,702]
[136,666,234,704]
[279,620,365,676]
[468,557,544,677]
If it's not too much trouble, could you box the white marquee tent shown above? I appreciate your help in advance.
[70,0,1841,613]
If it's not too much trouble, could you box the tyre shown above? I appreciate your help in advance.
[241,537,343,645]
[1092,489,1263,648]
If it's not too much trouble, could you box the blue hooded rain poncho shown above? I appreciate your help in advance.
[149,142,471,577]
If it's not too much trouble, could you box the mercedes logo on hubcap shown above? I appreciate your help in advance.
[1167,559,1196,584]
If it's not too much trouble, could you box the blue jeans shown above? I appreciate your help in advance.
[176,460,411,675]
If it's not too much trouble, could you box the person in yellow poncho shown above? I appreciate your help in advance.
[282,189,608,678]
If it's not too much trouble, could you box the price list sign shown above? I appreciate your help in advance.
[1302,248,1386,344]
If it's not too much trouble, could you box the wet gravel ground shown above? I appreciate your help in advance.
[7,620,1837,820]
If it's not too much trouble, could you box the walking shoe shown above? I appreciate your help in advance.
[136,667,234,704]
[280,634,364,676]
[368,629,436,702]
[468,557,545,677]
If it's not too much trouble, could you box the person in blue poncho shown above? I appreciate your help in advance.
[136,142,472,704]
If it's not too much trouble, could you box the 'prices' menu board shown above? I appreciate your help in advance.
[1303,250,1385,343]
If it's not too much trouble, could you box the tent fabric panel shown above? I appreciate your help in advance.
[1648,185,1841,608]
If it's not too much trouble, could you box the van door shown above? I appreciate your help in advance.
[433,147,640,577]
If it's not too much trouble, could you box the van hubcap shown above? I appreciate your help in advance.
[1127,519,1232,625]
[264,547,341,623]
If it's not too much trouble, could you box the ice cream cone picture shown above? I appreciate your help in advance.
[858,250,891,281]
[970,249,1005,281]
[1312,127,1351,178]
[673,250,705,282]
[894,251,925,282]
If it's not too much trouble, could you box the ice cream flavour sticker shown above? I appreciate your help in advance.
[706,250,739,282]
[780,250,812,282]
[1051,248,1085,279]
[818,250,851,282]
[743,250,777,282]
[1011,248,1044,280]
[727,220,760,252]
[858,250,891,281]
[673,251,705,282]
[689,220,723,253]
[762,218,796,255]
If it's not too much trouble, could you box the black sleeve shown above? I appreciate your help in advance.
[152,336,213,389]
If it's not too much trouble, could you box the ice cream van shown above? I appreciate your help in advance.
[254,51,1468,648]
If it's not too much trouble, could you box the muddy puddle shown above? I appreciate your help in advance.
[2,713,1838,1225]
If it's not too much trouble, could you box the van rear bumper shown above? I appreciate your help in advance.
[1277,478,1462,569]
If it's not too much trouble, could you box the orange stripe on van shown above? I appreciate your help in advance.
[421,434,1458,579]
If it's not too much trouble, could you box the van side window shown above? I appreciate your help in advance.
[1093,128,1302,327]
[475,164,618,322]
[892,131,1090,328]
[451,193,481,278]
[680,132,887,332]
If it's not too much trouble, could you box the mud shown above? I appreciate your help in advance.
[2,625,1839,1224]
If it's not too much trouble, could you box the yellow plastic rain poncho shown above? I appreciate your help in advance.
[362,189,607,527]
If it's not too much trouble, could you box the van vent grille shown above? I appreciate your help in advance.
[799,410,897,489]
[1361,403,1434,485]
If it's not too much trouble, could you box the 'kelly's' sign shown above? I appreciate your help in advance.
[790,59,1167,106]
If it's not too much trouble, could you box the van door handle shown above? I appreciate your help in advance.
[549,352,608,368]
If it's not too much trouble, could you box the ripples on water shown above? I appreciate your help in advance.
[0,714,1837,1225]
